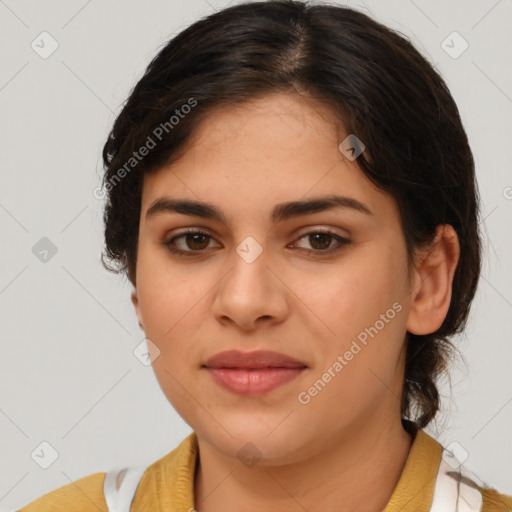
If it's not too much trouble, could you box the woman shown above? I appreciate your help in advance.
[19,1,511,510]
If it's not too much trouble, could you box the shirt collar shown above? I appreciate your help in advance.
[150,425,443,512]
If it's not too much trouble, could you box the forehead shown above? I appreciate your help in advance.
[140,93,398,228]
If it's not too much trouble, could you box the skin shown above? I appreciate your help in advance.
[131,92,460,512]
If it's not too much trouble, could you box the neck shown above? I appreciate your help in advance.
[193,415,415,512]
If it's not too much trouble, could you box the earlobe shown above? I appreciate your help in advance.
[406,225,460,335]
[131,290,144,330]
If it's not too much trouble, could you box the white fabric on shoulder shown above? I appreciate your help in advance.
[103,465,148,512]
[429,447,483,512]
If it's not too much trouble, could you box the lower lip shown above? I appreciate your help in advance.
[205,367,305,396]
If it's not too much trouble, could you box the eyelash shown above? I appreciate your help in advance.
[163,228,351,257]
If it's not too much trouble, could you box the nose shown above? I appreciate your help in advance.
[211,240,290,332]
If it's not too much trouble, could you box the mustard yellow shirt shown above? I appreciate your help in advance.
[19,429,512,511]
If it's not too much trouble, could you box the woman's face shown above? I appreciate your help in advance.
[132,92,415,464]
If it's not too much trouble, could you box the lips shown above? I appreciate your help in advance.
[203,350,307,396]
[203,350,307,370]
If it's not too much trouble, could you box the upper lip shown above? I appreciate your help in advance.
[203,350,307,369]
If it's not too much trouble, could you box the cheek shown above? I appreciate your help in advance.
[305,243,408,336]
[301,243,410,404]
[135,241,203,335]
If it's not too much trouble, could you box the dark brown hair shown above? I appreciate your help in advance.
[101,0,481,430]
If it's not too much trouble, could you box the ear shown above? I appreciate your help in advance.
[406,225,460,335]
[131,290,144,330]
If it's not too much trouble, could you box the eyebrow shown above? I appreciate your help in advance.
[145,194,373,225]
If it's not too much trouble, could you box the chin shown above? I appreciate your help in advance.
[194,419,313,466]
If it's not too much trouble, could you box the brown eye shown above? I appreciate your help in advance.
[308,232,333,250]
[292,230,351,255]
[164,229,219,256]
[183,233,210,251]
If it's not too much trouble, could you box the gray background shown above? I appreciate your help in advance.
[0,0,511,509]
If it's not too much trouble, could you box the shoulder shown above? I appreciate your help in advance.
[131,432,198,506]
[428,433,512,512]
[18,472,107,511]
[480,486,512,512]
[408,428,512,512]
[17,433,198,511]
